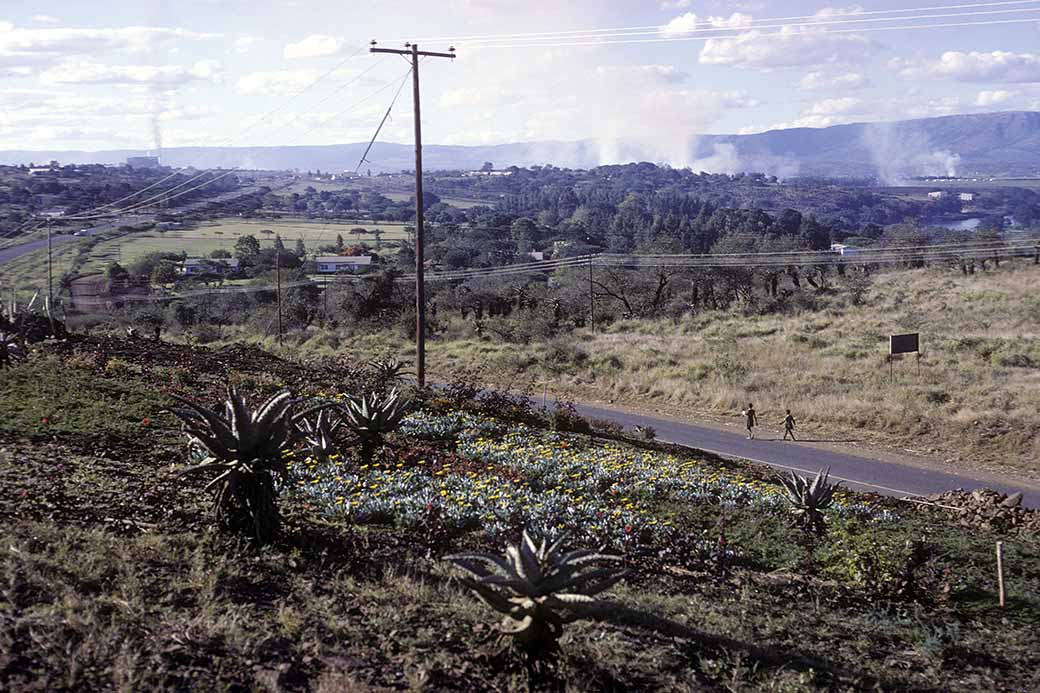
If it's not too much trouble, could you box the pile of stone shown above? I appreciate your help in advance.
[922,489,1039,534]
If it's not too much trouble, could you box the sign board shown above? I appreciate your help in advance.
[890,333,920,355]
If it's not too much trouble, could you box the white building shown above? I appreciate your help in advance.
[959,192,975,202]
[927,191,946,200]
[830,243,859,256]
[315,255,373,274]
[178,258,240,275]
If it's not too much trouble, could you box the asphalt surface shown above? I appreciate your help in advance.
[572,401,1037,507]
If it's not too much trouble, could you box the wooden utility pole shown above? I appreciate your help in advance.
[588,255,595,334]
[275,244,283,344]
[46,219,53,308]
[370,41,455,387]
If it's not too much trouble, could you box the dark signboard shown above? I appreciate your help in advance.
[890,333,920,355]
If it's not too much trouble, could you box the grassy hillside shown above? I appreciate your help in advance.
[323,263,1040,479]
[2,337,1038,690]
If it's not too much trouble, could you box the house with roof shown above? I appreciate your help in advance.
[177,258,240,276]
[315,255,373,274]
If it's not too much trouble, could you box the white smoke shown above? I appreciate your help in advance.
[862,121,960,184]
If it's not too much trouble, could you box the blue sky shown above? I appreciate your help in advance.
[1,0,1039,162]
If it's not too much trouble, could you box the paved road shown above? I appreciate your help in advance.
[572,401,1037,507]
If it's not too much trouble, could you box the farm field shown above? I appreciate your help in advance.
[0,337,1038,690]
[1,217,409,284]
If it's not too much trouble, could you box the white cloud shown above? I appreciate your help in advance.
[799,71,869,91]
[235,68,343,94]
[807,96,862,116]
[595,63,689,84]
[661,12,699,37]
[40,60,222,86]
[660,12,752,37]
[975,89,1016,106]
[0,24,218,57]
[894,51,1040,83]
[698,8,876,69]
[233,36,258,54]
[283,34,348,59]
[30,15,60,24]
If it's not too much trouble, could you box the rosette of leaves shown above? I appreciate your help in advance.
[167,387,303,543]
[778,467,842,536]
[0,331,25,369]
[296,408,344,464]
[446,531,626,657]
[339,388,409,461]
[367,357,413,390]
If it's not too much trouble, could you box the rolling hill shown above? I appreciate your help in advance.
[2,111,1038,180]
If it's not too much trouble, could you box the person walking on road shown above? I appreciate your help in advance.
[781,409,797,441]
[742,403,758,440]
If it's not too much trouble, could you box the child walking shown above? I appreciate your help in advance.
[742,403,758,440]
[781,409,797,441]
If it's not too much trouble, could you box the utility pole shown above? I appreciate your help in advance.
[370,40,455,388]
[275,244,283,344]
[588,255,595,334]
[46,219,53,308]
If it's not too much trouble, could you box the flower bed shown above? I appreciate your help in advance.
[288,410,894,546]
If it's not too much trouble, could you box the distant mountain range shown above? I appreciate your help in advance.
[3,111,1039,181]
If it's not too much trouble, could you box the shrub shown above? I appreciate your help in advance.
[551,400,591,435]
[589,417,624,437]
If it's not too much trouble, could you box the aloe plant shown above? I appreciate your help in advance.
[339,388,409,460]
[367,357,413,388]
[778,467,842,536]
[296,408,344,464]
[446,531,626,656]
[167,387,302,543]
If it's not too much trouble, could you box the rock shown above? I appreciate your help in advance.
[1001,492,1023,508]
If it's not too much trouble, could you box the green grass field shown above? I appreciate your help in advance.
[0,217,410,290]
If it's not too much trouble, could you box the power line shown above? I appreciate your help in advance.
[355,68,412,173]
[62,67,411,222]
[55,48,383,224]
[477,15,1040,48]
[453,4,1040,45]
[400,0,1040,42]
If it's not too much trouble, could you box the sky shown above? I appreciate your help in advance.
[1,0,1040,162]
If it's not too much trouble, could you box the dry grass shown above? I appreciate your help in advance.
[327,262,1040,479]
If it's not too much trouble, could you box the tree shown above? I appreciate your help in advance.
[335,233,345,251]
[150,262,177,285]
[211,248,232,258]
[234,234,261,259]
[481,161,494,172]
[294,238,306,257]
[274,234,285,251]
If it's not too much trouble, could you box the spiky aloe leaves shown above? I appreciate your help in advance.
[446,531,626,656]
[166,386,300,543]
[296,407,344,464]
[778,467,842,536]
[339,388,410,459]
